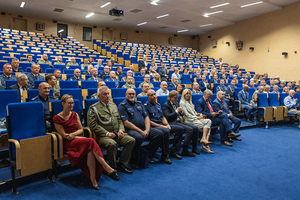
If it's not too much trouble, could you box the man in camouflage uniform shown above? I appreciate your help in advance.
[66,57,79,69]
[38,53,53,68]
[45,74,60,100]
[88,86,135,174]
[121,76,135,89]
[53,56,65,65]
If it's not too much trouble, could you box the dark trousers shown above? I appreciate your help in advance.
[211,117,228,141]
[169,124,184,152]
[229,116,241,133]
[153,127,170,157]
[127,127,163,161]
[170,122,198,148]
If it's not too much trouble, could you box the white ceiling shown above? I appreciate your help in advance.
[0,0,299,35]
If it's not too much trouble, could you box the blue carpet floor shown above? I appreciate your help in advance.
[1,125,300,200]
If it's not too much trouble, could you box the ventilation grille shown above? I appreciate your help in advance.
[180,19,191,23]
[130,9,142,13]
[53,8,64,12]
[113,18,123,21]
[159,26,168,29]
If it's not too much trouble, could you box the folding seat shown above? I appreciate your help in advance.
[83,98,99,127]
[257,93,274,127]
[34,80,46,89]
[113,97,126,106]
[111,88,127,98]
[192,94,203,106]
[105,81,117,88]
[5,80,18,89]
[60,88,83,110]
[88,88,98,99]
[269,93,284,121]
[63,69,75,74]
[181,74,191,86]
[6,102,57,194]
[137,96,148,104]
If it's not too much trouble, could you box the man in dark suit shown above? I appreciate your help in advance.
[138,56,147,71]
[238,85,257,122]
[195,90,240,146]
[213,91,241,141]
[9,73,33,102]
[162,90,200,157]
[99,66,110,79]
[159,62,168,82]
[198,75,210,92]
[168,76,178,88]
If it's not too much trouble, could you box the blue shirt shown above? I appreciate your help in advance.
[69,76,84,81]
[284,95,298,109]
[27,73,45,87]
[30,95,55,120]
[0,74,17,87]
[156,88,169,96]
[144,101,164,124]
[118,99,148,130]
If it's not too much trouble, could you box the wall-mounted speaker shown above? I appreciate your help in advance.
[208,36,211,38]
[136,31,139,33]
[53,20,57,23]
[93,26,97,28]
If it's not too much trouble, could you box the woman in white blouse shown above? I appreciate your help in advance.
[180,89,214,153]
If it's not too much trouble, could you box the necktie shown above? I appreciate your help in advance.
[221,100,225,107]
[22,86,27,90]
[206,101,214,113]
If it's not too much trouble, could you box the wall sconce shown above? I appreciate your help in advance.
[282,52,288,57]
[225,42,230,46]
[249,47,254,51]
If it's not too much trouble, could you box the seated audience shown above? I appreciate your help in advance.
[168,76,178,88]
[180,89,213,153]
[66,57,79,69]
[110,57,116,66]
[116,66,123,77]
[294,85,300,93]
[172,68,181,83]
[88,86,135,174]
[139,68,146,77]
[82,65,93,75]
[137,83,150,97]
[91,81,106,99]
[105,71,119,88]
[121,70,135,84]
[252,86,265,106]
[226,79,237,106]
[162,90,199,157]
[139,74,154,88]
[118,89,165,166]
[54,69,62,80]
[129,65,135,76]
[149,62,157,76]
[152,73,161,82]
[176,84,183,95]
[156,81,169,96]
[238,85,257,122]
[87,68,102,81]
[27,64,45,87]
[94,59,104,70]
[159,62,168,82]
[284,90,300,128]
[0,63,17,88]
[100,66,110,79]
[45,74,60,100]
[144,89,183,160]
[88,57,94,64]
[54,94,118,190]
[53,56,65,65]
[11,59,23,72]
[191,82,203,94]
[122,76,135,89]
[198,75,210,92]
[283,87,290,93]
[81,58,90,70]
[272,85,280,93]
[38,53,53,68]
[25,54,35,64]
[280,81,286,88]
[69,69,84,81]
[9,73,33,102]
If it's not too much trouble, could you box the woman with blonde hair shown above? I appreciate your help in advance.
[180,89,214,153]
[53,94,118,190]
[264,85,271,93]
[152,72,161,82]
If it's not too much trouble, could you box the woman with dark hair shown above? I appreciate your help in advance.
[176,84,183,95]
[53,94,118,190]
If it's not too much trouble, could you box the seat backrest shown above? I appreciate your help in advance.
[113,97,126,106]
[27,89,53,101]
[137,96,148,104]
[51,99,80,117]
[152,82,161,87]
[157,96,168,106]
[111,88,127,98]
[269,93,280,106]
[192,94,203,106]
[280,93,289,106]
[5,80,18,89]
[88,88,98,98]
[7,102,46,140]
[210,94,217,102]
[0,90,19,118]
[34,80,46,89]
[181,74,191,84]
[59,80,79,88]
[257,93,269,107]
[81,81,97,89]
[105,81,117,88]
[84,99,99,111]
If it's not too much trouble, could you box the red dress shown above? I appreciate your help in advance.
[53,111,103,181]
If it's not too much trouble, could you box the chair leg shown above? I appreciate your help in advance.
[48,169,53,182]
[10,163,18,195]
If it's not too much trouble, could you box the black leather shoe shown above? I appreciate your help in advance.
[221,141,233,147]
[92,185,99,190]
[246,118,252,123]
[192,148,201,155]
[228,138,234,143]
[161,156,172,165]
[233,137,242,141]
[149,157,156,164]
[169,151,182,160]
[117,163,133,174]
[107,169,120,181]
[228,132,241,138]
[181,148,196,157]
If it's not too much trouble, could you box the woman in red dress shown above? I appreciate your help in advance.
[53,94,119,190]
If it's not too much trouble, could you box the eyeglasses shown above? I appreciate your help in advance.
[67,102,75,105]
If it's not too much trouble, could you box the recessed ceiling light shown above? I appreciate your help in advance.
[200,24,213,27]
[58,29,64,33]
[241,1,263,8]
[151,0,159,5]
[137,22,147,26]
[203,10,223,18]
[157,14,169,19]
[85,13,94,18]
[20,2,25,8]
[177,29,188,33]
[100,2,111,8]
[210,3,229,9]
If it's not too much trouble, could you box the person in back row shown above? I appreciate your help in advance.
[27,64,45,88]
[0,63,17,88]
[9,73,33,102]
[69,68,84,81]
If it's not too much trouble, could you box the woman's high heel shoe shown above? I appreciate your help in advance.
[202,144,215,154]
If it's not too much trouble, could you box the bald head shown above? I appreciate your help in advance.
[74,69,81,78]
[126,88,136,102]
[38,82,50,99]
[217,91,225,101]
[160,81,168,91]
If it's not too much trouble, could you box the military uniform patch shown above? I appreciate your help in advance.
[89,109,93,114]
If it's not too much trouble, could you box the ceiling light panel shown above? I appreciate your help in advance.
[177,29,188,33]
[137,22,147,26]
[241,1,263,8]
[20,2,25,8]
[85,13,94,18]
[200,24,213,27]
[100,2,111,8]
[210,3,229,9]
[157,14,169,19]
[203,10,223,17]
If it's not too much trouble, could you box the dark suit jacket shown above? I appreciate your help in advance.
[198,80,208,92]
[195,97,214,118]
[162,100,181,123]
[168,82,176,88]
[213,98,232,115]
[9,84,33,102]
[138,60,147,70]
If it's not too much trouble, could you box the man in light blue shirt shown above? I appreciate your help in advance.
[156,81,169,96]
[284,90,300,128]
